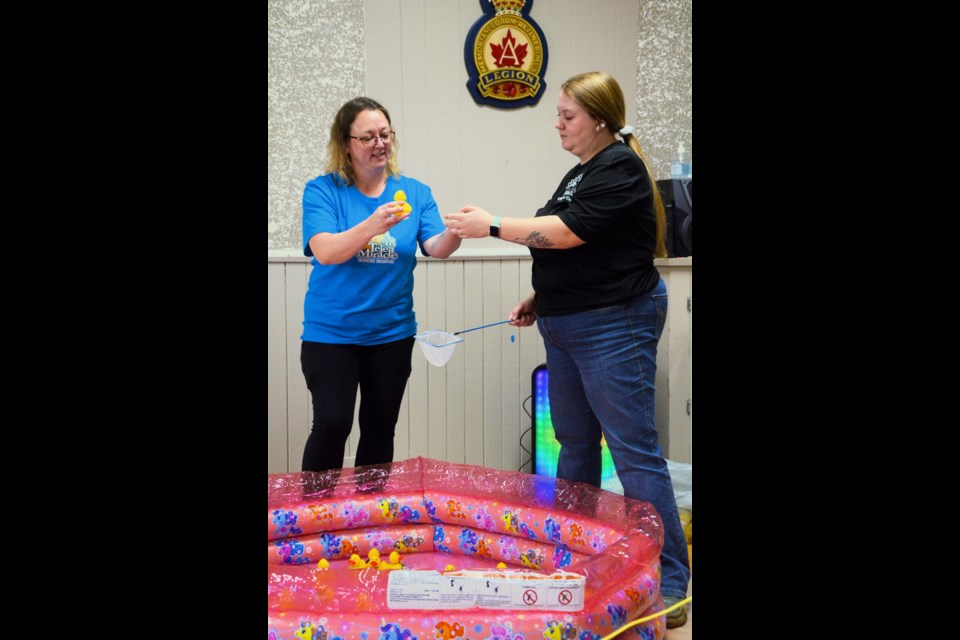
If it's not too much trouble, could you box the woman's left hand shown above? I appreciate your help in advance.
[443,206,494,238]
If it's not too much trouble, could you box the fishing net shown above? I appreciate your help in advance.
[414,331,463,367]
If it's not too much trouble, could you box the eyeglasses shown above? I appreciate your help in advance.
[349,131,395,147]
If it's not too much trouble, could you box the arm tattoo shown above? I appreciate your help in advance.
[513,231,554,248]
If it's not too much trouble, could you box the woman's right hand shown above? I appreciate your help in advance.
[509,294,537,327]
[442,205,494,239]
[367,201,410,235]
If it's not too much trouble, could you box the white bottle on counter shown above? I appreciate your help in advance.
[670,143,692,178]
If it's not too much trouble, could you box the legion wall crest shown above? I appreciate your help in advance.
[464,0,549,108]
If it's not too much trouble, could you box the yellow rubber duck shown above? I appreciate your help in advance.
[347,553,367,569]
[393,190,412,215]
[379,550,404,570]
[316,558,330,570]
[366,548,381,569]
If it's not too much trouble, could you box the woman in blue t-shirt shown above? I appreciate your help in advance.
[443,72,690,628]
[300,97,461,474]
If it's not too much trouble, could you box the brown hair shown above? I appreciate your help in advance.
[561,72,667,258]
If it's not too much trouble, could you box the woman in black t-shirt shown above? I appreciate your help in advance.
[443,71,690,628]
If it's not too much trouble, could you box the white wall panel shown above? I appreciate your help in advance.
[499,259,522,471]
[442,260,466,463]
[407,260,430,459]
[657,262,693,463]
[425,260,449,459]
[267,263,289,474]
[462,260,486,466]
[398,0,430,178]
[422,0,464,215]
[269,256,689,472]
[616,0,640,102]
[284,262,312,469]
[364,1,403,116]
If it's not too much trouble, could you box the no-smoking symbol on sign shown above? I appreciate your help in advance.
[558,589,574,605]
[522,589,538,605]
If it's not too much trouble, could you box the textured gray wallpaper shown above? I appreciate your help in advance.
[637,0,693,180]
[268,0,365,254]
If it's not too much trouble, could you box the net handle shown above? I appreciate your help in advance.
[453,319,511,335]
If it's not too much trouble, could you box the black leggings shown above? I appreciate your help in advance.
[300,337,414,472]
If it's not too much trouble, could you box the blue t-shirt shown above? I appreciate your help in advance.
[300,174,446,345]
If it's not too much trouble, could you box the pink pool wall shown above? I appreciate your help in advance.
[268,457,668,640]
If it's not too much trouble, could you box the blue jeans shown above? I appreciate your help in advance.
[536,278,690,599]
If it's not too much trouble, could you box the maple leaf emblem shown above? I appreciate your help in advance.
[490,29,527,68]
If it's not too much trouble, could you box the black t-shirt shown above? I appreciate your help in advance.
[531,142,660,316]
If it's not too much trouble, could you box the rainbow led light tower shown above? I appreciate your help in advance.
[531,364,617,483]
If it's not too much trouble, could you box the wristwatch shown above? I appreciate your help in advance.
[490,216,501,238]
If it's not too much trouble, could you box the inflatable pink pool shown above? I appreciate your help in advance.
[268,457,668,639]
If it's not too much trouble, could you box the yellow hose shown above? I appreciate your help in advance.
[599,596,692,639]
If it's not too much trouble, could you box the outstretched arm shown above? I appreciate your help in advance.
[443,205,585,249]
[422,229,462,259]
